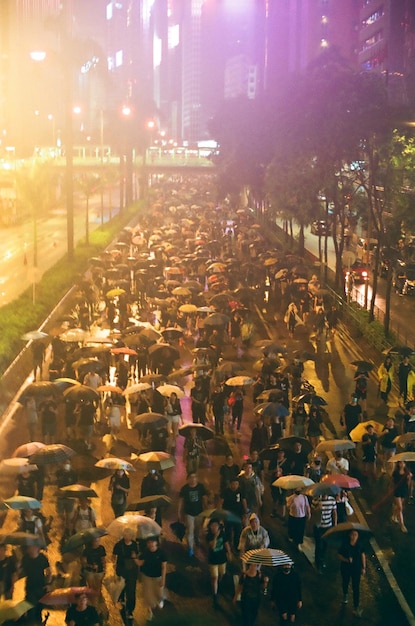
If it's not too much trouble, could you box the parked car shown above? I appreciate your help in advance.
[355,237,378,261]
[402,263,415,295]
[344,259,370,283]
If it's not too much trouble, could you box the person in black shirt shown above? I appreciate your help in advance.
[341,395,362,438]
[206,519,231,609]
[221,478,244,550]
[82,537,106,595]
[16,469,37,499]
[113,528,139,619]
[219,454,240,497]
[109,469,130,518]
[289,441,308,476]
[141,469,167,526]
[211,385,226,435]
[56,461,78,537]
[178,472,208,557]
[271,562,302,622]
[65,592,100,626]
[378,417,399,472]
[20,545,51,623]
[137,537,168,621]
[0,543,17,600]
[337,529,366,617]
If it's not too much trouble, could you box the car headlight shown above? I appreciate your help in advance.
[362,271,368,278]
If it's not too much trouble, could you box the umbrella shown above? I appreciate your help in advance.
[349,420,384,442]
[126,495,172,511]
[321,475,361,490]
[140,374,166,385]
[95,458,135,471]
[72,358,106,375]
[264,257,279,267]
[293,393,328,406]
[123,382,152,395]
[161,328,184,341]
[29,444,76,466]
[21,330,49,341]
[132,413,168,429]
[316,440,356,454]
[156,384,185,398]
[198,508,242,524]
[204,313,230,327]
[21,381,58,398]
[272,475,314,490]
[225,375,254,387]
[52,377,81,392]
[275,269,289,280]
[383,346,415,357]
[322,522,373,542]
[254,402,290,418]
[171,286,192,296]
[241,548,293,567]
[0,532,45,547]
[179,304,197,314]
[61,527,108,553]
[178,423,215,440]
[111,347,138,356]
[305,483,341,497]
[97,384,124,395]
[215,361,246,376]
[148,343,180,361]
[40,587,97,606]
[106,288,126,298]
[0,458,38,475]
[138,451,176,471]
[63,385,100,402]
[103,575,126,605]
[59,328,88,343]
[59,484,99,498]
[253,358,281,372]
[106,514,161,539]
[393,433,415,446]
[351,360,374,372]
[388,452,415,463]
[277,436,313,455]
[259,444,282,461]
[2,496,42,510]
[0,600,34,624]
[196,306,215,313]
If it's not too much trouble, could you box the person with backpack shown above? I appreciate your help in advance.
[72,497,97,534]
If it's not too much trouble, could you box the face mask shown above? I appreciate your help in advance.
[63,464,71,471]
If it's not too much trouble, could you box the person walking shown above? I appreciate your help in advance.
[398,355,412,405]
[233,562,268,626]
[183,428,204,475]
[270,561,302,623]
[112,528,140,621]
[238,514,270,558]
[378,417,398,473]
[377,355,394,404]
[391,460,412,533]
[287,488,311,552]
[72,497,97,534]
[306,405,323,450]
[137,536,167,622]
[82,536,106,596]
[167,391,183,452]
[109,469,130,518]
[65,591,100,626]
[230,388,244,432]
[338,529,366,617]
[206,518,231,609]
[313,494,337,573]
[0,543,17,600]
[178,472,209,557]
[341,395,362,439]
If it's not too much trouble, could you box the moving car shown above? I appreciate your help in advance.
[344,260,370,283]
[310,220,329,236]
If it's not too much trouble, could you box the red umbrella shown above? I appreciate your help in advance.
[40,587,97,606]
[321,475,361,490]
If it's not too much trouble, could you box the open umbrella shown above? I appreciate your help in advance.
[106,514,161,539]
[95,458,135,471]
[0,532,45,547]
[2,496,42,510]
[255,389,284,403]
[277,436,313,455]
[61,527,108,554]
[156,384,185,398]
[383,346,415,357]
[72,358,106,375]
[52,377,81,392]
[148,343,180,361]
[204,313,230,327]
[225,375,254,387]
[132,413,168,429]
[60,328,88,343]
[171,286,192,297]
[40,587,97,606]
[161,328,184,342]
[351,360,374,372]
[59,484,98,498]
[137,451,176,471]
[178,304,198,314]
[140,374,166,385]
[305,482,341,497]
[20,381,58,398]
[106,288,126,298]
[215,361,246,376]
[272,475,314,490]
[126,495,172,511]
[321,475,361,490]
[29,444,76,466]
[178,423,215,441]
[349,420,384,442]
[198,508,242,524]
[63,385,100,402]
[293,393,328,406]
[316,440,355,454]
[254,402,290,418]
[0,458,38,474]
[110,347,138,357]
[393,433,415,446]
[97,384,124,395]
[322,522,373,542]
[21,330,49,341]
[0,600,34,624]
[241,548,293,567]
[388,452,415,463]
[123,382,152,395]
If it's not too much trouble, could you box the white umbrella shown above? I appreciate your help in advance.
[388,452,415,463]
[225,375,254,387]
[123,382,152,396]
[272,475,314,490]
[241,548,293,567]
[156,384,185,398]
[106,514,161,539]
[316,439,356,453]
[95,458,135,471]
[0,458,38,474]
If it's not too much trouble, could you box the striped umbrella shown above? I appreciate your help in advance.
[241,548,293,567]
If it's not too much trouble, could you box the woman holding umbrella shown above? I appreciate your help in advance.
[391,460,412,533]
[166,391,183,453]
[337,529,366,616]
[109,469,130,518]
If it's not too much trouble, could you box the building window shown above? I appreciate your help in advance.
[362,6,384,27]
[360,29,383,52]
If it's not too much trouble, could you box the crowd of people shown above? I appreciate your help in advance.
[0,176,413,625]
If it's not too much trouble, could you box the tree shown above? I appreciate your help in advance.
[76,172,99,245]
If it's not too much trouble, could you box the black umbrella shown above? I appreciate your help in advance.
[126,495,172,511]
[293,393,328,406]
[198,508,242,524]
[132,413,168,429]
[322,522,373,542]
[63,385,100,403]
[0,532,45,547]
[20,381,59,399]
[278,436,313,455]
[61,527,108,554]
[178,423,215,441]
[351,360,374,372]
[29,444,76,466]
[259,444,281,461]
[148,343,180,361]
[204,312,230,327]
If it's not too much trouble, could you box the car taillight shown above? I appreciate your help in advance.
[362,271,368,277]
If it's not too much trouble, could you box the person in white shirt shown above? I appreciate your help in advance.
[326,451,349,475]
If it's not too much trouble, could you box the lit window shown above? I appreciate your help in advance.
[321,15,328,24]
[321,39,329,48]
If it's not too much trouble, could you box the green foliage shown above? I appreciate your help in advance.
[346,302,392,352]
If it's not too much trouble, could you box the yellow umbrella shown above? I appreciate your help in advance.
[106,288,126,298]
[349,420,384,442]
[179,304,197,313]
[264,257,278,267]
